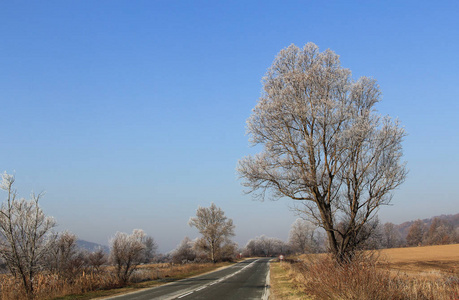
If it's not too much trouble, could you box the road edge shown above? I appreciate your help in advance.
[262,260,271,300]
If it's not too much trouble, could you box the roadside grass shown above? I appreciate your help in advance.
[269,260,309,300]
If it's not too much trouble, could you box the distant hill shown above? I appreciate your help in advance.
[396,213,459,238]
[76,240,109,253]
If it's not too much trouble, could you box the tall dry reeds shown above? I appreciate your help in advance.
[0,262,228,300]
[285,253,459,300]
[0,271,121,300]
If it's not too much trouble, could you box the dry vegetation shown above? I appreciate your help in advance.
[272,244,459,300]
[270,261,309,300]
[0,262,231,300]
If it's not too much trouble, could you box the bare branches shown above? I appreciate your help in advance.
[0,172,56,298]
[244,235,290,257]
[109,229,152,284]
[238,43,407,262]
[189,203,235,263]
[288,219,321,254]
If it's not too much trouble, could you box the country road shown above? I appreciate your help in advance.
[104,258,271,300]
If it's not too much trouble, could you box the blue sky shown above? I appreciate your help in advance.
[1,1,458,252]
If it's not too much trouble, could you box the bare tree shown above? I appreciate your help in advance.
[244,239,261,257]
[381,222,402,248]
[406,220,427,246]
[258,235,279,257]
[237,43,407,262]
[0,172,56,298]
[353,218,382,250]
[143,236,158,264]
[244,235,290,257]
[87,247,107,272]
[424,218,452,245]
[110,229,148,284]
[43,231,86,280]
[453,227,459,244]
[189,203,235,263]
[172,237,196,264]
[219,240,238,262]
[289,219,320,253]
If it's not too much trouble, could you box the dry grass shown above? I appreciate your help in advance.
[0,262,233,300]
[273,245,459,300]
[292,254,458,299]
[269,261,309,300]
[0,272,122,300]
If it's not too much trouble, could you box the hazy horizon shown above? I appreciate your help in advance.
[1,1,458,253]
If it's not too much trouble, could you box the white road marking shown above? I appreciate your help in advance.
[177,291,193,298]
[173,259,261,299]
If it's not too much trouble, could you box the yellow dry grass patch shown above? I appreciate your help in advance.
[270,261,310,300]
[377,244,459,275]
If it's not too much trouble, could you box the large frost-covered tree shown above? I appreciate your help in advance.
[238,43,406,262]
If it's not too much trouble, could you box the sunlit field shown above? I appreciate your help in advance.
[378,244,459,275]
[271,245,459,300]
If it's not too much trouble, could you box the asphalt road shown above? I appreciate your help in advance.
[105,258,271,300]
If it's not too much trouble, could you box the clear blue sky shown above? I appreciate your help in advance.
[1,1,458,252]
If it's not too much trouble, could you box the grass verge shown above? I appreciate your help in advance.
[269,260,309,300]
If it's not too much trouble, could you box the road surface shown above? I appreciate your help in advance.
[105,258,271,300]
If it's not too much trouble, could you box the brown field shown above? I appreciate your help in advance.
[377,244,459,275]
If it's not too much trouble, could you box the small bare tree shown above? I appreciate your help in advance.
[43,231,86,280]
[238,43,407,262]
[110,229,148,284]
[189,203,235,263]
[219,241,238,262]
[142,236,158,264]
[424,218,452,245]
[0,172,56,298]
[406,220,427,246]
[87,247,107,272]
[381,222,402,248]
[172,237,196,264]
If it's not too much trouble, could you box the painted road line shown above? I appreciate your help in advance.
[175,259,260,299]
[177,291,193,298]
